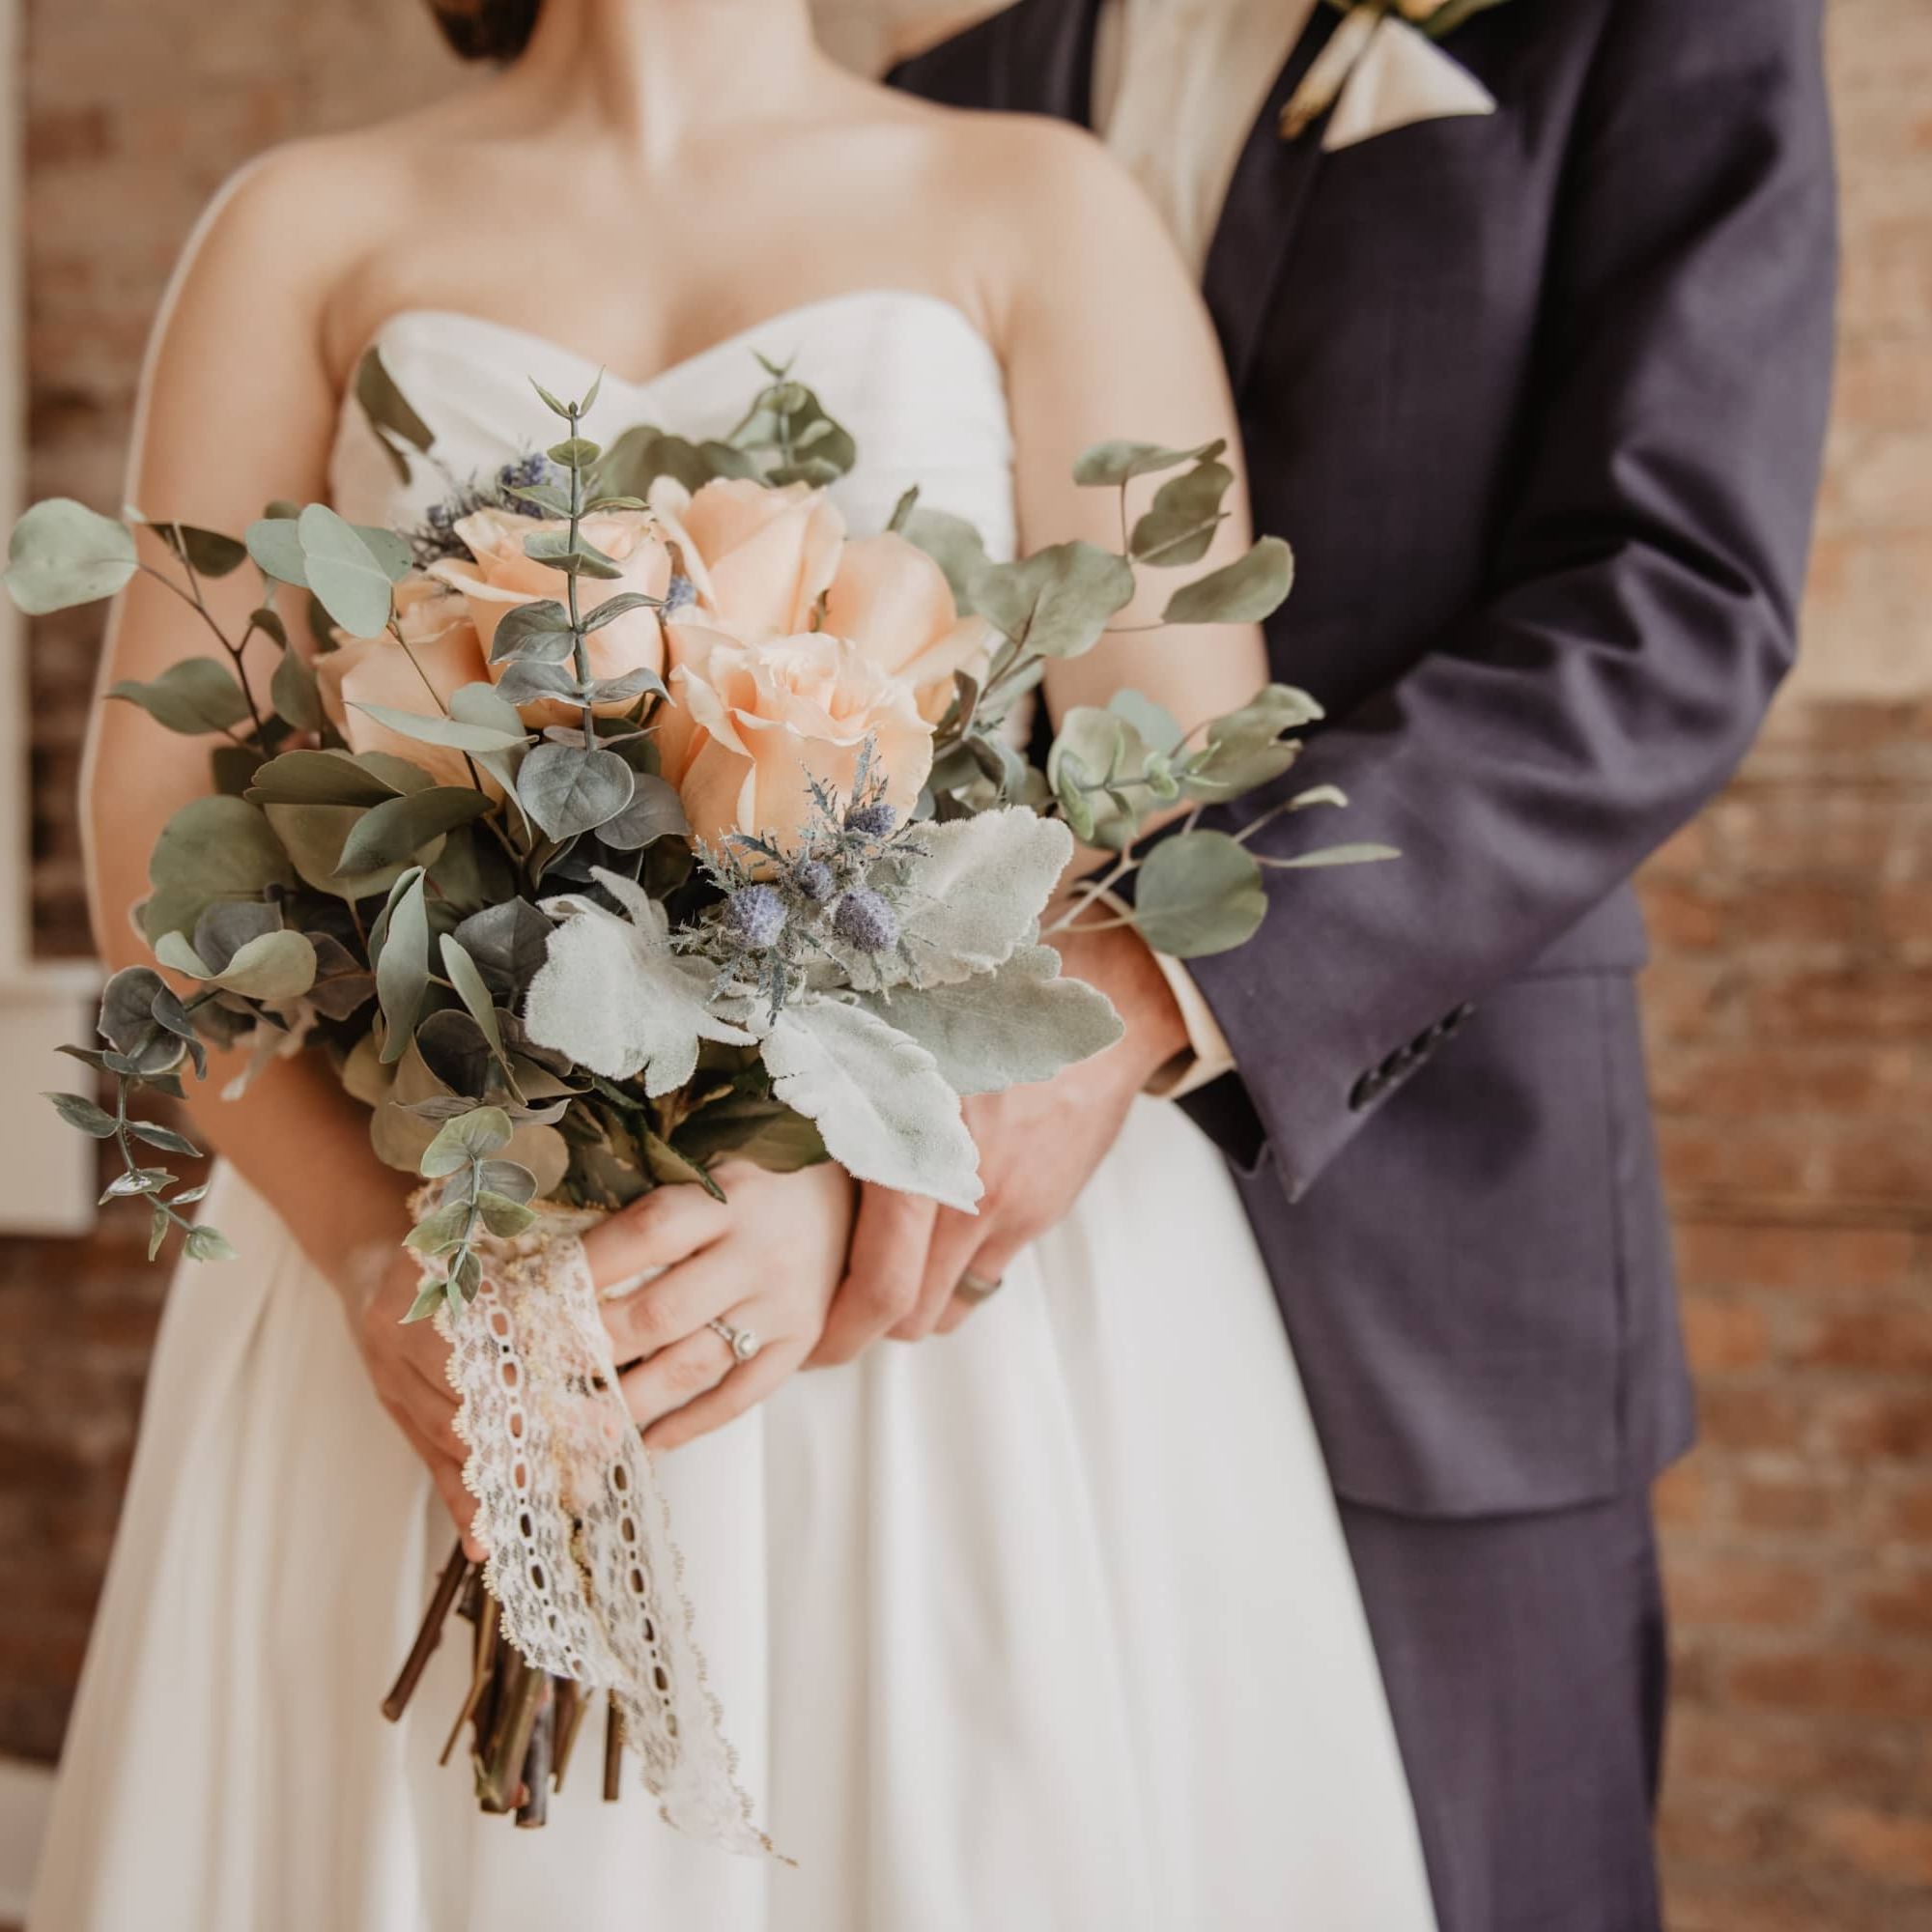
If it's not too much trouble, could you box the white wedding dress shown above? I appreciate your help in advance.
[29,292,1436,1932]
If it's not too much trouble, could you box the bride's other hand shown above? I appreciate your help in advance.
[584,1162,857,1451]
[812,922,1188,1362]
[349,1249,481,1560]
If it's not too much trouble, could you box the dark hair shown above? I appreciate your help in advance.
[428,0,543,62]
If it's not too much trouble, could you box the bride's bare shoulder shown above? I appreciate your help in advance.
[872,99,1185,332]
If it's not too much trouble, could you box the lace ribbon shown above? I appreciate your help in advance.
[422,1194,772,1855]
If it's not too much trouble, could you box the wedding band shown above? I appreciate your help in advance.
[708,1318,760,1363]
[956,1271,1004,1303]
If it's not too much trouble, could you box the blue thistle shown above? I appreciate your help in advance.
[833,887,898,954]
[792,857,837,904]
[844,801,898,840]
[662,574,697,618]
[426,501,455,534]
[724,884,787,951]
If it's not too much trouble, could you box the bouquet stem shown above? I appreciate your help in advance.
[382,1540,472,1722]
[385,1537,626,1826]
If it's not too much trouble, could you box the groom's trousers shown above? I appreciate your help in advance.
[1337,1490,1668,1932]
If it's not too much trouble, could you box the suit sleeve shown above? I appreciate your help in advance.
[1179,0,1838,1195]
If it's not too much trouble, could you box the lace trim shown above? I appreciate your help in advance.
[421,1193,774,1856]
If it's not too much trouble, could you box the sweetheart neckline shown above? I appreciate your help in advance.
[355,288,1002,402]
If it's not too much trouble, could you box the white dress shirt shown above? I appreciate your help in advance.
[1093,0,1320,276]
[1093,0,1316,1091]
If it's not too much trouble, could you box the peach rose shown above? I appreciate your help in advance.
[820,533,993,724]
[661,632,934,858]
[649,477,846,640]
[429,506,669,723]
[317,576,492,789]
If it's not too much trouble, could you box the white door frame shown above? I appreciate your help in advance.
[0,0,102,1236]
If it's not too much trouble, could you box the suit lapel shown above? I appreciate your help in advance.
[1199,9,1344,393]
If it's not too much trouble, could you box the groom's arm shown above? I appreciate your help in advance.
[1177,0,1837,1197]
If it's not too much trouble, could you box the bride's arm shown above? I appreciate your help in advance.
[815,123,1269,1361]
[83,152,477,1541]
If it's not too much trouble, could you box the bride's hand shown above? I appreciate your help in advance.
[583,1162,858,1451]
[348,1247,481,1559]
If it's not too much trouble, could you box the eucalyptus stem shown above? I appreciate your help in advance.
[566,402,595,746]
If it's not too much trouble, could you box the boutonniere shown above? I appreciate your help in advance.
[1281,0,1507,152]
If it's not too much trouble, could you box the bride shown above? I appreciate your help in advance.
[31,2,1437,1927]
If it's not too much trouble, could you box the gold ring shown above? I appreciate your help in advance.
[956,1270,1004,1303]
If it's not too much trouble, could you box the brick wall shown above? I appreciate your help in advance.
[5,4,1929,1928]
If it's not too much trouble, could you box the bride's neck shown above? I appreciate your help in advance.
[514,0,824,155]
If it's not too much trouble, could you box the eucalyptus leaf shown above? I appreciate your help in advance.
[264,801,431,901]
[523,528,623,581]
[489,598,577,666]
[972,542,1134,660]
[3,499,137,613]
[596,773,688,850]
[349,702,526,754]
[270,644,323,732]
[1129,460,1234,567]
[1131,830,1267,958]
[354,345,436,471]
[333,785,491,876]
[517,742,635,840]
[1261,841,1400,870]
[141,795,296,944]
[1070,438,1225,488]
[899,507,990,614]
[581,591,661,635]
[374,867,430,1064]
[452,898,552,996]
[151,521,248,579]
[1162,536,1295,626]
[244,518,307,588]
[298,504,394,639]
[246,748,415,808]
[758,998,980,1211]
[421,1105,514,1175]
[440,934,509,1068]
[45,1092,116,1138]
[108,658,251,736]
[156,926,318,1002]
[184,1224,238,1264]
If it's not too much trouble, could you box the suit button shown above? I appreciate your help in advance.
[1349,1068,1383,1112]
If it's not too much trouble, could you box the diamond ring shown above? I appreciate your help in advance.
[708,1318,761,1363]
[955,1271,1004,1303]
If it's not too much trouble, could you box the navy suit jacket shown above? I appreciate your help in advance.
[893,0,1836,1516]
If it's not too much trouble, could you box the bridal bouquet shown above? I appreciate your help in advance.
[7,352,1385,1849]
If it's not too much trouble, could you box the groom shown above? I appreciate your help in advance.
[814,2,1838,1927]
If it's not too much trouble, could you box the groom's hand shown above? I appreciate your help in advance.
[810,922,1191,1363]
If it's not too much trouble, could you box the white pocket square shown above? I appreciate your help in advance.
[1323,15,1497,153]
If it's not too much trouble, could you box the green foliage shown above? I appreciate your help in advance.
[141,795,296,945]
[373,867,431,1064]
[355,346,437,486]
[1070,438,1226,488]
[974,543,1136,661]
[298,504,399,638]
[1163,536,1295,626]
[1132,831,1268,958]
[108,659,252,736]
[3,499,137,613]
[1129,459,1235,567]
[516,742,635,840]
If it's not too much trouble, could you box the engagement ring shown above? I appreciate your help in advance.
[708,1319,761,1363]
